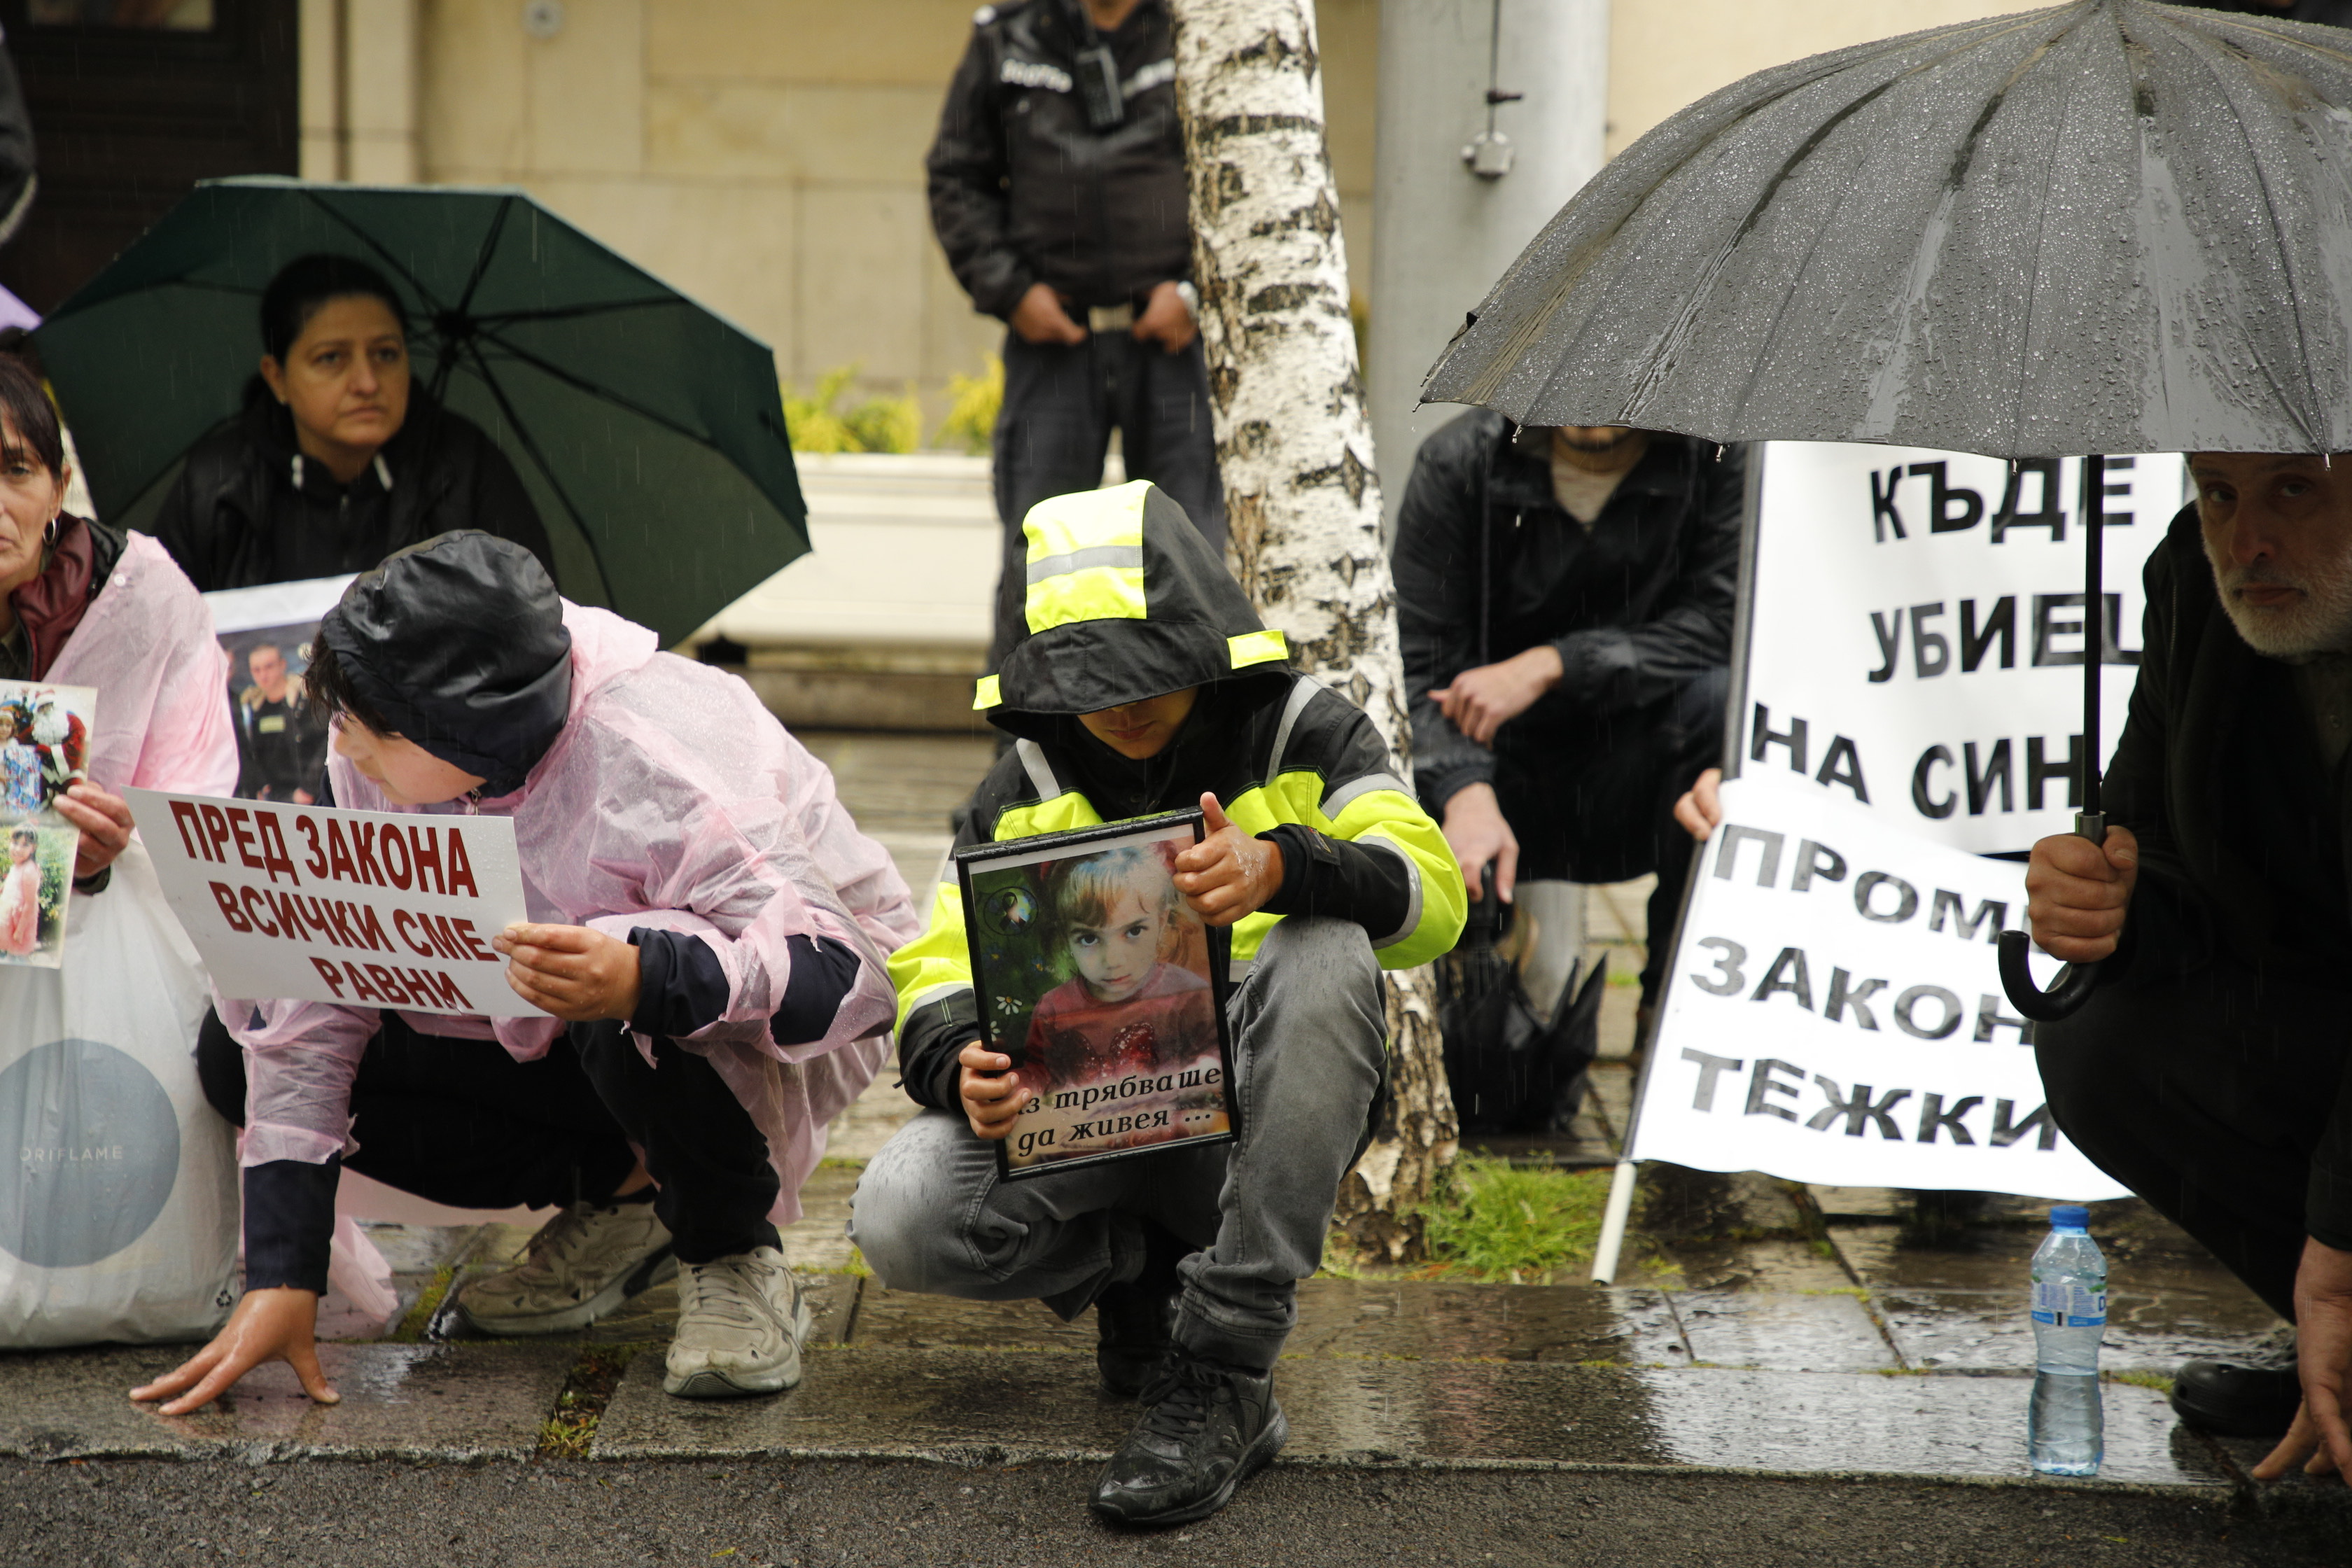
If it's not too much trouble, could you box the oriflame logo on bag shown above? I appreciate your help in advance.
[18,1144,127,1164]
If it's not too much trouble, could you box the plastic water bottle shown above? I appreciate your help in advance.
[2028,1203,2106,1476]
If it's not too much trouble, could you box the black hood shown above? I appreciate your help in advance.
[981,480,1293,742]
[318,529,573,797]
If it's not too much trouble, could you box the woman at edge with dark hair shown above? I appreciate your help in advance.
[150,253,556,592]
[0,351,234,899]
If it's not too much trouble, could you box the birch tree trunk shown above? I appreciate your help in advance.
[1170,0,1456,1262]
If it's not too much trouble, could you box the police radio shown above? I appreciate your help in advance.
[1073,41,1124,130]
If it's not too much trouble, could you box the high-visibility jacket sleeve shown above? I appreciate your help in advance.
[1242,690,1466,972]
[886,749,1042,1110]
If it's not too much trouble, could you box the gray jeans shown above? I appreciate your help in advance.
[850,917,1386,1371]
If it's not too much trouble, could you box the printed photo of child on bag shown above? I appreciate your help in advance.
[0,678,97,966]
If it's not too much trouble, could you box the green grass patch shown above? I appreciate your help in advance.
[537,1347,636,1460]
[2106,1368,2175,1395]
[388,1264,454,1343]
[1417,1158,1616,1284]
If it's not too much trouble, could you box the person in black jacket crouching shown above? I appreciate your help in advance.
[1392,413,1742,1016]
[150,252,556,593]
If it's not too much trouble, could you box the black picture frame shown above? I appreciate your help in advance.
[955,808,1238,1182]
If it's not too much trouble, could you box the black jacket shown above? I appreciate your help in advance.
[1392,412,1744,813]
[2106,503,2352,989]
[149,388,554,593]
[926,0,1191,318]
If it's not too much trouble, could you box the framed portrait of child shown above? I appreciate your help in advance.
[955,809,1238,1180]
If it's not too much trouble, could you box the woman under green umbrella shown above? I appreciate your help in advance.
[153,253,554,593]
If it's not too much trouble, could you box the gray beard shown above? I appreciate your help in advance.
[2206,546,2352,660]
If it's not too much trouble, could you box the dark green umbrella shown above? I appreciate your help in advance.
[31,176,806,648]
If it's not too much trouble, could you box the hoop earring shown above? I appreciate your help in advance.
[42,514,59,547]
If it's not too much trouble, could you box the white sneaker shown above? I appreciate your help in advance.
[452,1198,676,1336]
[663,1245,813,1399]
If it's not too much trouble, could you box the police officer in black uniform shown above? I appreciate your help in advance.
[927,0,1225,671]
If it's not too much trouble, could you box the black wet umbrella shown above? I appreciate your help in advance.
[1422,0,2352,1018]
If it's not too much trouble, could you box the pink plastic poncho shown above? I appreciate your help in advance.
[48,533,238,800]
[224,603,921,1226]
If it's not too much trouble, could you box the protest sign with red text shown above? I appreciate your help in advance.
[125,789,539,1018]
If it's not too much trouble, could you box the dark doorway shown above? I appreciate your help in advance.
[0,0,296,312]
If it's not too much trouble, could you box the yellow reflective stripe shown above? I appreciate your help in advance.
[1022,483,1152,634]
[1024,480,1151,561]
[1228,629,1287,668]
[888,881,974,1030]
[995,793,1105,839]
[1026,564,1147,631]
[973,673,1002,710]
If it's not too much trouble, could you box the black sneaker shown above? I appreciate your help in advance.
[2171,1343,2303,1438]
[1095,1221,1186,1396]
[1091,1353,1287,1527]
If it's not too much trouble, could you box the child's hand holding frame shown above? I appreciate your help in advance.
[1171,793,1284,926]
[494,922,644,1021]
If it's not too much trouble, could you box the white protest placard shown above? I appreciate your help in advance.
[125,788,540,1018]
[1742,445,2185,853]
[1637,774,2124,1199]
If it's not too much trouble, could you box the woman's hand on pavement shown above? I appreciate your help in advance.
[1010,282,1087,346]
[54,782,133,878]
[1173,793,1284,926]
[1672,768,1724,844]
[2255,1238,2352,1484]
[1441,782,1518,904]
[1132,281,1197,353]
[494,923,643,1021]
[2023,825,2139,963]
[130,1287,337,1416]
[1428,645,1562,746]
[958,1039,1027,1140]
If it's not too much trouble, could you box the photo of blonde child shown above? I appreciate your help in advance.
[1021,844,1219,1093]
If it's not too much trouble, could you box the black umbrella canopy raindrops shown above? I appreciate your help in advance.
[32,177,809,650]
[1421,0,2352,1017]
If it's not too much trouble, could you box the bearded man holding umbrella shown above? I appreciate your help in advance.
[1424,0,2352,1484]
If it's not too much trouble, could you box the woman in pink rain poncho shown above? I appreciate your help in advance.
[137,531,918,1415]
[0,352,237,926]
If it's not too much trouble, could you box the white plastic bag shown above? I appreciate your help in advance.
[0,840,237,1346]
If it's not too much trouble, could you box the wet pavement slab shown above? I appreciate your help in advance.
[588,1346,1674,1466]
[1634,1369,2222,1487]
[589,1339,2226,1490]
[1669,1291,1896,1372]
[0,1343,573,1461]
[844,1280,1684,1366]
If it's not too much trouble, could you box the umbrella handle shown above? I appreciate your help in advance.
[1996,810,2106,1024]
[1996,930,2098,1023]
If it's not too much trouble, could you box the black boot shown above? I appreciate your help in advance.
[1094,1220,1184,1397]
[1091,1352,1287,1527]
[2171,1335,2302,1437]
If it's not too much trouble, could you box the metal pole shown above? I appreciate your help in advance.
[1366,0,1606,531]
[1591,1158,1639,1284]
[2080,454,2106,821]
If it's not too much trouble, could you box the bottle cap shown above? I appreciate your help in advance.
[2050,1204,2090,1230]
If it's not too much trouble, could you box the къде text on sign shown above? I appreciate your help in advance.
[1740,446,2183,854]
[125,788,539,1018]
[1637,774,2124,1199]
